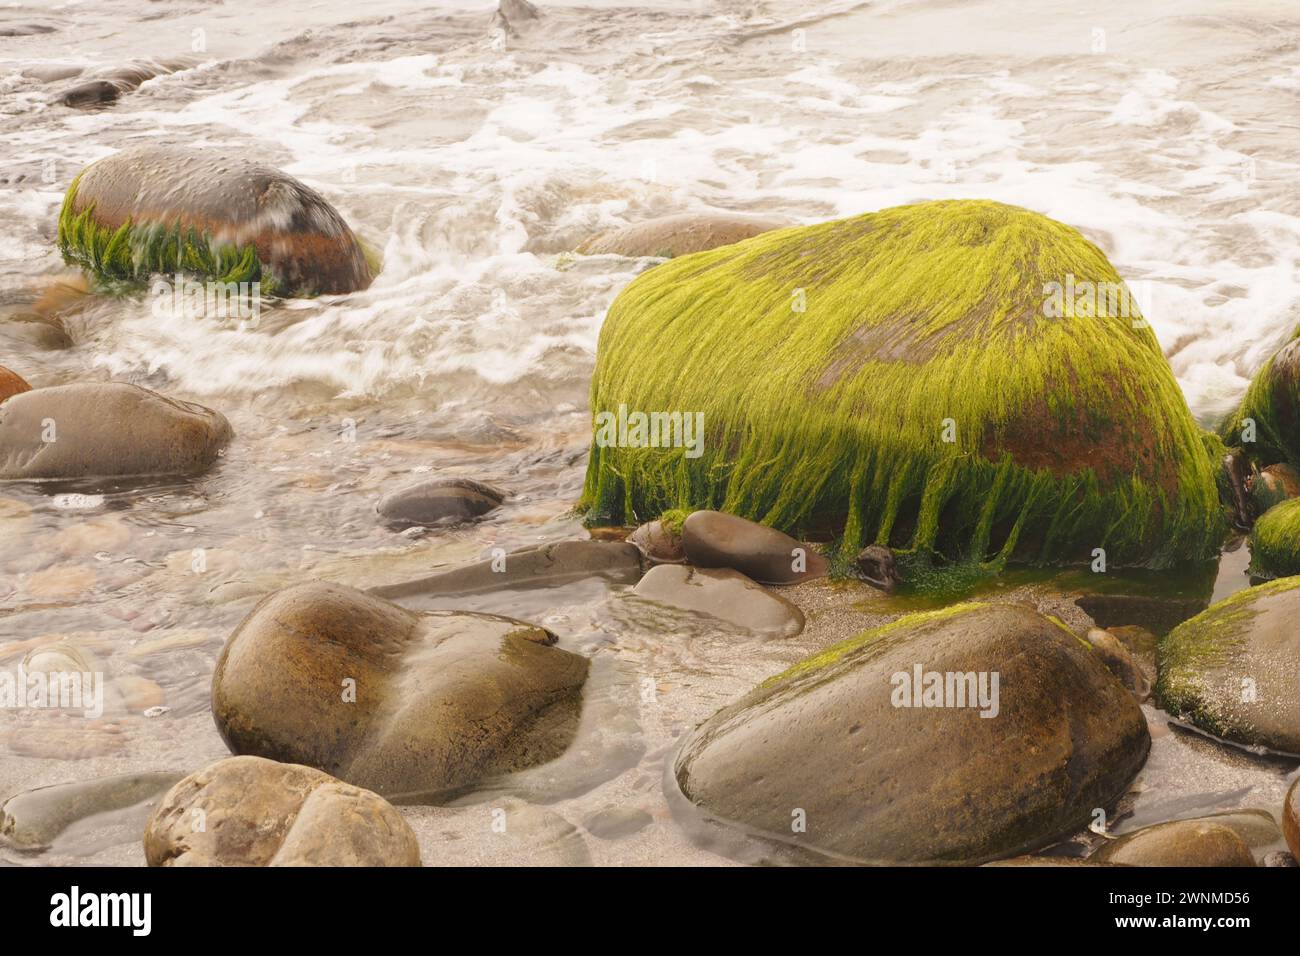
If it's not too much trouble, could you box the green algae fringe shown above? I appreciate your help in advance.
[581,200,1225,582]
[1248,497,1300,579]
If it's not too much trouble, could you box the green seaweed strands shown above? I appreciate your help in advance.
[580,199,1226,577]
[1247,496,1300,580]
[57,172,273,293]
[1217,335,1300,468]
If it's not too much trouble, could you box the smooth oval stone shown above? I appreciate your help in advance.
[144,756,420,866]
[54,60,185,109]
[377,477,504,528]
[577,213,785,258]
[681,510,827,584]
[627,518,685,564]
[673,602,1150,864]
[1286,779,1300,858]
[1157,577,1300,753]
[212,581,589,800]
[0,383,232,480]
[0,366,31,403]
[582,806,653,840]
[61,146,373,295]
[370,539,643,601]
[1,771,183,848]
[633,565,805,638]
[1092,817,1259,867]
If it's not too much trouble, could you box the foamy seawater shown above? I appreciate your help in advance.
[1,0,1299,866]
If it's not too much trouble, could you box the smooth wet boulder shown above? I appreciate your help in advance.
[1285,779,1299,858]
[55,60,187,109]
[1091,814,1268,867]
[582,200,1224,573]
[212,581,589,800]
[144,756,420,866]
[1157,577,1300,753]
[633,565,804,638]
[1086,627,1150,701]
[0,383,231,480]
[673,602,1150,864]
[58,146,373,296]
[0,366,30,403]
[1,771,183,849]
[577,213,784,258]
[377,477,504,528]
[1248,497,1300,579]
[681,510,827,584]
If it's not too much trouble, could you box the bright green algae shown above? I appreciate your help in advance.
[1248,497,1300,579]
[581,199,1226,575]
[57,172,272,293]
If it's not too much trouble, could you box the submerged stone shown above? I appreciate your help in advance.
[1,771,183,848]
[1157,577,1300,754]
[212,581,589,800]
[673,602,1149,864]
[577,213,784,258]
[1220,336,1300,468]
[144,756,420,866]
[582,200,1224,574]
[377,477,504,528]
[58,146,373,296]
[0,383,232,480]
[633,564,805,638]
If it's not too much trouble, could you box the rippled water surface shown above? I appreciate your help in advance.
[2,0,1299,864]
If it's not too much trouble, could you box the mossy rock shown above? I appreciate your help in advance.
[58,146,374,297]
[581,199,1225,577]
[672,602,1150,864]
[1219,337,1300,468]
[1157,576,1300,754]
[1248,497,1300,579]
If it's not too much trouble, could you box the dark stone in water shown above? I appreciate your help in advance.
[377,477,504,528]
[0,383,232,480]
[673,602,1150,864]
[212,581,589,800]
[55,61,189,110]
[681,510,827,584]
[855,544,902,592]
[370,539,643,601]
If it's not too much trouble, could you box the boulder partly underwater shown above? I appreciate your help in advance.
[581,199,1225,577]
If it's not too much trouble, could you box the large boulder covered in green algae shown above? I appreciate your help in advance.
[672,602,1151,864]
[582,199,1225,574]
[58,146,374,296]
[1156,576,1300,754]
[1219,335,1300,468]
[1247,496,1300,579]
[212,581,590,801]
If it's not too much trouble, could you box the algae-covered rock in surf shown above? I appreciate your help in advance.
[1156,577,1300,754]
[57,146,374,297]
[1219,336,1300,468]
[672,602,1150,864]
[1247,497,1300,579]
[581,200,1225,574]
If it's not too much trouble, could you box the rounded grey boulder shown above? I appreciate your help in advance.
[377,477,504,528]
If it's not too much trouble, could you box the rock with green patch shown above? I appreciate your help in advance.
[1157,577,1300,754]
[144,756,420,866]
[0,383,232,480]
[576,213,784,258]
[58,146,374,296]
[581,200,1224,579]
[1220,336,1300,467]
[672,602,1150,864]
[1249,463,1300,517]
[212,581,589,801]
[1248,497,1300,579]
